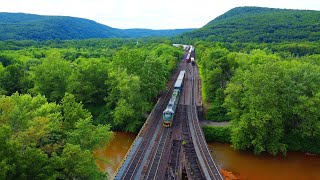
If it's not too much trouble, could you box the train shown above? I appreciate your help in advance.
[185,45,195,64]
[162,70,186,127]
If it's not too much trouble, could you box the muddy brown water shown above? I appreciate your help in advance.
[93,131,136,177]
[94,132,320,179]
[209,142,320,180]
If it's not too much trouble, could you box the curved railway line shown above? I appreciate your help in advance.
[187,64,223,179]
[114,47,223,180]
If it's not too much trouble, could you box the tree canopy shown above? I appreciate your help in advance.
[195,41,320,155]
[0,93,113,179]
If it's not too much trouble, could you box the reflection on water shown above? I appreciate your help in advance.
[93,131,136,177]
[209,142,320,180]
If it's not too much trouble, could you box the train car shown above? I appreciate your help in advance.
[186,53,191,63]
[186,46,193,63]
[174,70,185,91]
[163,70,185,127]
[191,57,195,65]
[185,45,190,51]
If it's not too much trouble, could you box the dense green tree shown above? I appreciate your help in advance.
[30,52,72,102]
[67,118,113,150]
[0,64,24,95]
[68,58,109,105]
[0,54,15,67]
[56,143,106,179]
[0,93,113,178]
[197,46,237,121]
[61,93,91,130]
[107,68,147,132]
[139,53,169,101]
[225,60,320,155]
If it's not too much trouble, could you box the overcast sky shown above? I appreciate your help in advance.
[1,0,320,29]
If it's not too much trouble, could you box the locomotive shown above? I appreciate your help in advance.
[162,70,186,127]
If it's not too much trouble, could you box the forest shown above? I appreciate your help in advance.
[178,7,320,43]
[195,41,320,155]
[0,39,183,178]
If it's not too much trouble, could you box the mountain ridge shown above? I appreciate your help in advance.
[0,12,195,40]
[181,6,320,43]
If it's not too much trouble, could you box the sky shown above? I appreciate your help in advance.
[1,0,320,29]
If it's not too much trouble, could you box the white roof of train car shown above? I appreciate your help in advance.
[177,71,185,80]
[174,79,183,89]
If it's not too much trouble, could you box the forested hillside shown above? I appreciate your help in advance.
[0,13,194,41]
[179,7,320,43]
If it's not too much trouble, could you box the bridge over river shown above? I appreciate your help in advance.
[113,47,223,180]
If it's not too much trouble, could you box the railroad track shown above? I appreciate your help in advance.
[143,128,170,179]
[115,63,184,180]
[115,49,223,180]
[165,97,184,180]
[188,64,223,180]
[183,104,205,179]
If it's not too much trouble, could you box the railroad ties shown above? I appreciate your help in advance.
[113,47,223,180]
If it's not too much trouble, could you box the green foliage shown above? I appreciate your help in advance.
[56,143,106,179]
[68,58,109,105]
[61,93,92,130]
[0,40,183,132]
[0,40,184,178]
[224,55,320,155]
[202,126,231,143]
[196,45,237,121]
[285,131,320,154]
[0,63,26,95]
[105,43,181,132]
[0,93,113,178]
[195,40,320,155]
[67,118,113,150]
[30,52,72,102]
[107,68,147,132]
[180,7,320,43]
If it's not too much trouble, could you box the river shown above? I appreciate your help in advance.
[209,142,320,180]
[94,132,320,179]
[93,131,136,177]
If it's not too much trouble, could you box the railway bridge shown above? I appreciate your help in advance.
[113,46,223,180]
